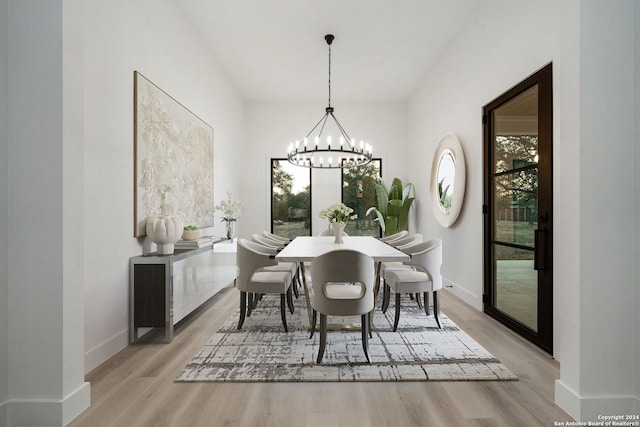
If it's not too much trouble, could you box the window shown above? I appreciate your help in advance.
[341,159,382,237]
[271,159,311,238]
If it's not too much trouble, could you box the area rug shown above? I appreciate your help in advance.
[175,292,517,382]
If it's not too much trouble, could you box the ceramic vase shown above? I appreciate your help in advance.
[332,222,345,244]
[145,215,183,254]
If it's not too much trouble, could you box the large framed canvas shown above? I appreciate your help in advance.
[134,71,214,236]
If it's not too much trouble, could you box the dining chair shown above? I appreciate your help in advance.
[251,233,285,250]
[262,231,290,245]
[382,238,443,331]
[236,238,293,332]
[309,250,375,364]
[246,237,300,300]
[379,230,408,243]
[389,233,422,250]
[380,236,425,308]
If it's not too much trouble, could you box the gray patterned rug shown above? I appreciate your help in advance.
[175,291,517,382]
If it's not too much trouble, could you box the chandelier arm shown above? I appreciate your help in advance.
[317,112,331,137]
[303,112,330,140]
[329,112,354,149]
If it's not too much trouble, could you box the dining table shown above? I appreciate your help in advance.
[275,235,410,328]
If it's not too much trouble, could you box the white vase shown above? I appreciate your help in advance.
[145,215,183,254]
[332,222,345,244]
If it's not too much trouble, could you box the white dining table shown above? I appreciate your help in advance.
[275,235,410,327]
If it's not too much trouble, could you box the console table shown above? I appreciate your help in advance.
[129,239,237,343]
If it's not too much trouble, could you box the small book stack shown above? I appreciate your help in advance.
[175,236,214,250]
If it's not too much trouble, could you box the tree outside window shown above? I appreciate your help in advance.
[341,159,382,237]
[271,159,311,238]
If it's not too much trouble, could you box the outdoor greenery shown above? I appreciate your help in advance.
[341,160,381,236]
[271,160,310,238]
[494,135,538,225]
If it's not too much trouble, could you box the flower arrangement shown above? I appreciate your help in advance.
[319,203,357,224]
[214,191,243,223]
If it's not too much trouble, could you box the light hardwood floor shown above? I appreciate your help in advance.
[70,286,573,427]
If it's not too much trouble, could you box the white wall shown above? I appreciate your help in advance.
[636,0,640,409]
[407,0,639,420]
[3,0,90,425]
[242,100,407,237]
[0,0,8,423]
[407,0,562,309]
[82,0,245,372]
[573,0,638,419]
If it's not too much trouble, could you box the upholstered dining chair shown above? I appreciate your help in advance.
[382,238,443,331]
[246,237,300,300]
[310,250,375,364]
[389,233,422,250]
[380,236,425,309]
[262,230,290,245]
[379,230,408,243]
[236,238,293,332]
[251,233,285,250]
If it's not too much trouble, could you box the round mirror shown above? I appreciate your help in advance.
[430,133,466,228]
[436,150,455,212]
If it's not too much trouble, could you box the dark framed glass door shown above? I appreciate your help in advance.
[483,63,553,353]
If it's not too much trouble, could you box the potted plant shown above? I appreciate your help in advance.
[182,225,200,241]
[214,191,244,239]
[365,177,415,236]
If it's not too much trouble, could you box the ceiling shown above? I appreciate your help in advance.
[175,0,480,101]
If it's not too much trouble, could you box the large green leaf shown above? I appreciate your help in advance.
[384,216,399,236]
[367,177,415,236]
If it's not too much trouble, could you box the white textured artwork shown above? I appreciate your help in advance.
[134,71,214,236]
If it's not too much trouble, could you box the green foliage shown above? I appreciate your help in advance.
[365,177,415,236]
[438,178,452,210]
[183,225,197,230]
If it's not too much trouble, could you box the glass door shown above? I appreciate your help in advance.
[483,64,553,353]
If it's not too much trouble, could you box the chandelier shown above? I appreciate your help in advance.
[287,34,373,169]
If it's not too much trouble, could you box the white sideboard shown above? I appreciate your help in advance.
[129,239,237,343]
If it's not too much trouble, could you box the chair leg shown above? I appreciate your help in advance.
[361,314,370,363]
[415,292,423,309]
[292,274,299,299]
[310,309,317,338]
[393,292,402,332]
[433,291,441,329]
[252,293,262,310]
[317,314,327,364]
[280,294,289,332]
[238,291,247,330]
[287,286,294,314]
[382,281,390,313]
[423,291,430,315]
[247,293,253,317]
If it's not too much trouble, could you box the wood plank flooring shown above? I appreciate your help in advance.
[69,286,574,427]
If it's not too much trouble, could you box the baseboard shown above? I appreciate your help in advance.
[84,327,129,374]
[443,278,482,310]
[3,382,90,426]
[0,400,7,427]
[555,379,640,422]
[555,379,581,420]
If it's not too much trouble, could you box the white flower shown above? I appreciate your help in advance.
[319,203,356,224]
[214,191,243,222]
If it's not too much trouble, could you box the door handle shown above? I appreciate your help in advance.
[534,229,546,271]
